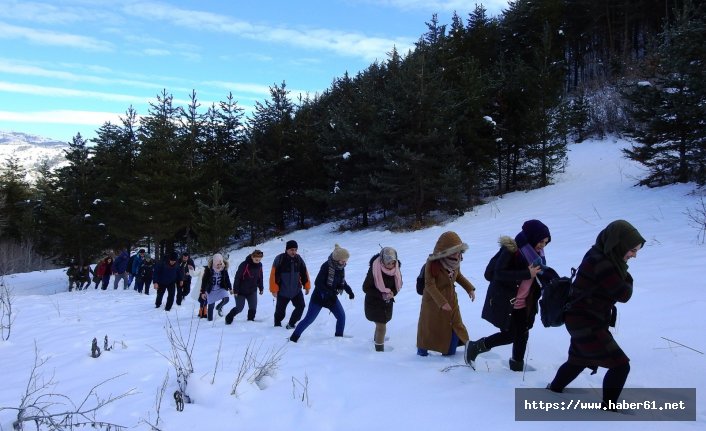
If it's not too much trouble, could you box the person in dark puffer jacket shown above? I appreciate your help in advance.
[547,220,645,411]
[289,244,354,343]
[465,219,551,372]
[362,247,402,352]
[225,250,265,325]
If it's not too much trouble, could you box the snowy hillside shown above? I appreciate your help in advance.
[0,137,704,431]
[0,130,68,182]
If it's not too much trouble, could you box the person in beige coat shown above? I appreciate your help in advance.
[416,231,476,356]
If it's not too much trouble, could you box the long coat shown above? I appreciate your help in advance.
[362,254,400,323]
[565,246,633,368]
[416,260,475,353]
[481,236,540,331]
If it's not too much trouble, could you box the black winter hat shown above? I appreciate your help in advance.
[519,219,551,247]
[169,251,179,261]
[286,240,298,250]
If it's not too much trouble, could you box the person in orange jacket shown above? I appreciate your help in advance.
[269,240,310,328]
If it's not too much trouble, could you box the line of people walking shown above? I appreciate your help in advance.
[64,218,645,411]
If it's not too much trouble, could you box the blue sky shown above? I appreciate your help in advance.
[0,0,510,143]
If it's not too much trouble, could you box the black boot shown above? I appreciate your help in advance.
[464,338,489,366]
[289,333,300,343]
[375,343,384,352]
[225,310,235,325]
[509,358,524,372]
[247,309,256,321]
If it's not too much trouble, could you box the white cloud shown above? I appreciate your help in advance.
[143,48,170,57]
[121,1,415,62]
[0,109,124,126]
[0,21,113,51]
[356,0,509,15]
[0,81,143,103]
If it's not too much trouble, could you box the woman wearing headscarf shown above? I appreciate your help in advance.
[465,219,551,371]
[363,247,402,352]
[547,220,645,410]
[416,231,476,357]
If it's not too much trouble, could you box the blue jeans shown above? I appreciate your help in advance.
[417,331,460,356]
[292,298,346,339]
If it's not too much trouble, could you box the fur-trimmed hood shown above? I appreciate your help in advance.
[427,231,469,261]
[498,235,518,253]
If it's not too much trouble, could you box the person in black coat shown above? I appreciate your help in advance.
[547,220,645,410]
[176,252,195,305]
[136,255,155,294]
[289,245,354,343]
[362,247,402,352]
[153,252,184,311]
[225,250,265,324]
[465,220,550,371]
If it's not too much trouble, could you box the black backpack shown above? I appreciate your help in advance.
[538,267,577,327]
[416,263,426,295]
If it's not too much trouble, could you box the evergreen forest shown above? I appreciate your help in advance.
[1,0,704,272]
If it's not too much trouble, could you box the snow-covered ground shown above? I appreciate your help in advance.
[1,137,704,430]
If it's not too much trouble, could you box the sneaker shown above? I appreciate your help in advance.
[286,324,295,329]
[217,307,223,317]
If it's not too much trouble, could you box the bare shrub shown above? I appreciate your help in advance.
[0,342,134,430]
[686,196,706,244]
[231,341,286,397]
[0,278,14,341]
[149,313,200,408]
[139,372,169,431]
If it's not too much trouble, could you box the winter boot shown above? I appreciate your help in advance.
[509,358,524,372]
[247,309,256,321]
[375,343,384,352]
[286,323,296,329]
[224,310,235,325]
[289,333,300,343]
[464,338,489,366]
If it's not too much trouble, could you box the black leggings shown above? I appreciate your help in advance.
[549,361,630,404]
[484,308,530,361]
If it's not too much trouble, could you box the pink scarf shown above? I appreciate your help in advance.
[372,257,402,301]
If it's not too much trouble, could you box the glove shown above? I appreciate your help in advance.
[259,288,264,295]
[348,292,355,300]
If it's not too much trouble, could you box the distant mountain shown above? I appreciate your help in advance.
[0,130,69,182]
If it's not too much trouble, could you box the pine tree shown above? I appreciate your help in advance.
[624,1,706,186]
[34,134,103,265]
[135,90,188,258]
[0,157,34,242]
[246,81,297,231]
[195,181,237,255]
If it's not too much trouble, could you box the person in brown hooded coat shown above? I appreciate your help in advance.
[416,231,476,356]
